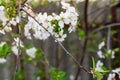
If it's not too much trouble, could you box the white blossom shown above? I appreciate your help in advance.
[61,2,70,9]
[26,47,37,58]
[4,26,12,32]
[58,20,64,28]
[98,41,105,49]
[0,58,7,63]
[12,46,18,56]
[10,16,20,26]
[24,2,78,42]
[0,41,6,47]
[13,37,24,47]
[107,49,115,59]
[97,50,105,58]
[0,6,7,26]
[112,68,120,78]
[107,73,115,80]
[0,29,5,34]
[95,60,103,72]
[69,75,74,80]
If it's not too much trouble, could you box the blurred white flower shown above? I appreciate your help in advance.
[69,75,74,80]
[0,41,6,47]
[0,58,7,63]
[58,20,64,28]
[4,26,12,32]
[0,6,7,26]
[10,16,19,26]
[107,49,115,59]
[13,37,24,47]
[112,68,120,78]
[61,1,70,9]
[107,73,115,80]
[95,60,103,72]
[98,41,105,49]
[0,29,5,34]
[97,50,105,58]
[12,46,18,56]
[26,47,37,58]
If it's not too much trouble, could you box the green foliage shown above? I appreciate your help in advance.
[111,0,116,4]
[50,68,66,80]
[108,14,112,20]
[110,29,118,35]
[36,49,44,59]
[52,20,62,34]
[77,28,85,41]
[16,70,24,80]
[0,0,23,18]
[91,57,109,80]
[0,44,11,58]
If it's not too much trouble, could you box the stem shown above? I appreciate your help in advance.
[107,28,112,71]
[21,8,91,74]
[13,2,24,80]
[90,23,120,35]
[75,0,89,80]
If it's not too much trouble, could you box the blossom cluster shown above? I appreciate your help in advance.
[12,37,24,56]
[95,41,119,80]
[24,2,78,42]
[107,68,120,80]
[0,6,21,34]
[97,41,115,59]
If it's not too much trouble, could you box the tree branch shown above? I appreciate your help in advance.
[75,0,89,80]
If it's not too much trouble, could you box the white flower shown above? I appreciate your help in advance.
[58,20,64,28]
[12,46,18,56]
[26,47,37,58]
[112,68,120,78]
[107,73,115,80]
[0,6,7,26]
[61,2,70,10]
[4,26,12,32]
[54,30,67,42]
[98,41,105,49]
[97,50,105,58]
[10,16,19,26]
[107,49,115,59]
[13,37,24,47]
[24,2,78,42]
[36,77,41,80]
[69,75,74,80]
[0,41,6,47]
[95,60,103,72]
[0,58,7,63]
[0,29,5,34]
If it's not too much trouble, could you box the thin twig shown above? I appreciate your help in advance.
[13,2,22,80]
[75,0,89,80]
[90,23,120,35]
[107,27,112,71]
[21,8,91,74]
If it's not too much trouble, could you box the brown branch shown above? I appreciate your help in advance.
[75,0,89,80]
[21,8,91,74]
[90,23,120,35]
[13,3,24,80]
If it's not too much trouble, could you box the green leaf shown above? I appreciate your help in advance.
[108,15,112,20]
[58,71,66,78]
[78,29,85,40]
[95,71,103,80]
[92,57,96,70]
